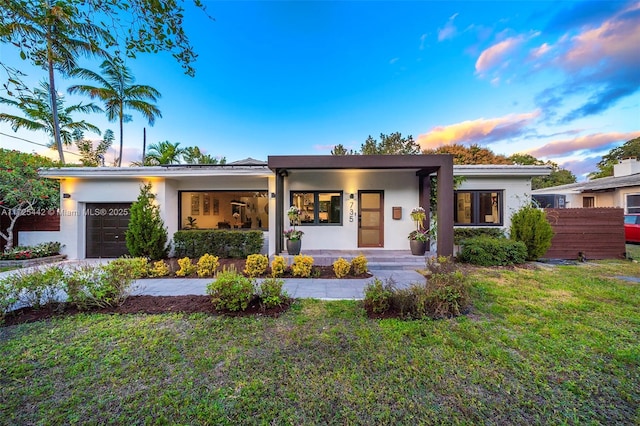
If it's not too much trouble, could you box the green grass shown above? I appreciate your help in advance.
[1,261,639,425]
[626,243,640,261]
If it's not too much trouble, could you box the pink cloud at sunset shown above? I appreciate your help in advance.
[525,131,640,158]
[417,111,540,150]
[474,36,525,75]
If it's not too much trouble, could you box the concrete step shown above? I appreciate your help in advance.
[276,250,433,269]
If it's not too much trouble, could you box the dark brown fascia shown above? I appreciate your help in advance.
[268,155,452,174]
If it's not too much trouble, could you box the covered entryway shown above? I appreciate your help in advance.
[358,190,384,247]
[86,203,131,258]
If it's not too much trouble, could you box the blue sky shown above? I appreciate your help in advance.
[1,0,638,179]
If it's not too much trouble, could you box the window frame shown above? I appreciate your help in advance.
[626,193,640,214]
[453,190,504,226]
[290,191,343,226]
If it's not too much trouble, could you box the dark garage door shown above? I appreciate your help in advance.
[86,203,131,258]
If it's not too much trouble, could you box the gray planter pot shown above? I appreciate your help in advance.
[286,239,302,255]
[409,239,427,256]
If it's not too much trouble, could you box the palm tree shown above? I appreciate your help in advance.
[183,146,226,164]
[68,57,162,166]
[144,141,185,165]
[2,1,111,163]
[0,81,102,146]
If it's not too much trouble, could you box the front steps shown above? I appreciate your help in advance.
[277,249,433,270]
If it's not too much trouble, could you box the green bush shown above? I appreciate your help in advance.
[0,266,65,309]
[65,261,138,309]
[363,278,394,313]
[112,257,148,279]
[510,205,554,260]
[244,254,269,278]
[0,278,18,321]
[125,183,169,260]
[0,241,62,260]
[458,236,527,266]
[453,228,505,245]
[206,267,254,311]
[173,230,264,258]
[259,278,288,309]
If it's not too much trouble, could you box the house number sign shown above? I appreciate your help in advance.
[348,200,355,223]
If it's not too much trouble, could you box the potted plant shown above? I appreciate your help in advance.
[408,207,428,255]
[285,206,304,255]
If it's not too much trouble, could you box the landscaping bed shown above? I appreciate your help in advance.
[0,254,66,268]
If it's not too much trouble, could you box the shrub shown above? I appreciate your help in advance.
[197,254,220,277]
[0,278,19,321]
[291,255,314,278]
[0,241,62,260]
[173,230,264,258]
[148,260,170,277]
[206,266,254,311]
[510,205,554,261]
[66,261,138,309]
[176,257,197,277]
[271,255,287,277]
[244,254,269,278]
[1,266,65,309]
[112,256,148,279]
[259,278,288,309]
[424,256,470,318]
[125,183,169,260]
[351,255,368,275]
[363,278,394,313]
[458,236,527,266]
[453,228,505,245]
[333,257,351,278]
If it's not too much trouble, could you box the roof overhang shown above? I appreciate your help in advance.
[38,165,272,179]
[268,155,451,175]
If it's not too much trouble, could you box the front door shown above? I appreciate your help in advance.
[358,191,384,247]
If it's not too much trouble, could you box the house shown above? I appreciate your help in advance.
[35,155,551,259]
[532,158,640,212]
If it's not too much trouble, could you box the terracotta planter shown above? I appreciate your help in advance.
[409,239,427,256]
[286,239,302,255]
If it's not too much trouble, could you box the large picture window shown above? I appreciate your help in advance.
[179,191,269,230]
[454,190,503,226]
[291,192,342,225]
[627,194,640,214]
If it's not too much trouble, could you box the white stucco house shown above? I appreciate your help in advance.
[532,158,640,212]
[33,155,550,259]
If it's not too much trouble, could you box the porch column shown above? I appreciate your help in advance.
[418,174,431,231]
[275,169,286,254]
[436,160,454,257]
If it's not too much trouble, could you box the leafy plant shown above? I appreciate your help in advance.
[259,278,288,309]
[453,227,505,245]
[112,257,148,279]
[196,253,219,278]
[0,265,64,309]
[176,257,196,277]
[148,260,170,277]
[206,266,254,311]
[292,255,314,278]
[351,255,368,275]
[173,230,263,258]
[510,205,554,260]
[271,255,287,278]
[363,278,394,313]
[65,260,138,309]
[332,257,351,278]
[244,254,269,278]
[458,236,527,266]
[125,183,169,260]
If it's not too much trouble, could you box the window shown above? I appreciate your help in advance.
[583,196,595,208]
[291,192,342,225]
[454,190,503,226]
[179,191,269,230]
[627,194,640,214]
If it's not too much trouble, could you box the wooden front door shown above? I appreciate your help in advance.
[358,191,384,247]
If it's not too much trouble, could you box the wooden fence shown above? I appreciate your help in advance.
[543,208,626,260]
[0,213,60,247]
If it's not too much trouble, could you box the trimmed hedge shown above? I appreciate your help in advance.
[173,230,264,258]
[454,227,505,245]
[458,236,527,266]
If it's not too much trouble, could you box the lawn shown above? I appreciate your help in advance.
[1,261,638,425]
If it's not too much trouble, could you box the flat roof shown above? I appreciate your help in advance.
[39,165,272,179]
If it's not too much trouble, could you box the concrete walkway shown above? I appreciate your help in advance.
[133,269,424,300]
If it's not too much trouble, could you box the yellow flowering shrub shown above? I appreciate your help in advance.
[292,255,314,278]
[332,257,351,278]
[148,260,170,277]
[244,254,269,278]
[351,255,368,275]
[271,255,287,277]
[176,257,197,277]
[197,253,219,277]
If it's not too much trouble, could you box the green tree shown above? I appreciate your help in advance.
[510,205,554,261]
[509,153,576,190]
[125,183,168,260]
[182,146,226,164]
[0,149,60,250]
[361,132,421,155]
[423,144,512,164]
[75,129,114,167]
[331,144,357,155]
[68,58,162,167]
[143,141,186,165]
[0,81,102,147]
[589,137,640,179]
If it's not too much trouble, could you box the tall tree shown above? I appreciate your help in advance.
[144,141,185,165]
[68,58,162,166]
[0,149,60,251]
[361,132,421,155]
[125,182,168,260]
[0,81,102,146]
[589,137,640,179]
[423,144,512,165]
[331,144,357,155]
[1,0,111,163]
[182,146,226,164]
[75,129,114,167]
[509,153,576,189]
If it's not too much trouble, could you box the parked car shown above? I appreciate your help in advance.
[624,214,640,243]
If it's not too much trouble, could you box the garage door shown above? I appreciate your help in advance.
[86,203,132,258]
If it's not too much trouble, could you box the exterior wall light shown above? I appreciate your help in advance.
[349,193,355,199]
[270,192,276,199]
[63,193,71,199]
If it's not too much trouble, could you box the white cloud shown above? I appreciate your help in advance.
[438,13,459,41]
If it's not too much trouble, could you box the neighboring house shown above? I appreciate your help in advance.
[36,155,550,259]
[533,158,640,212]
